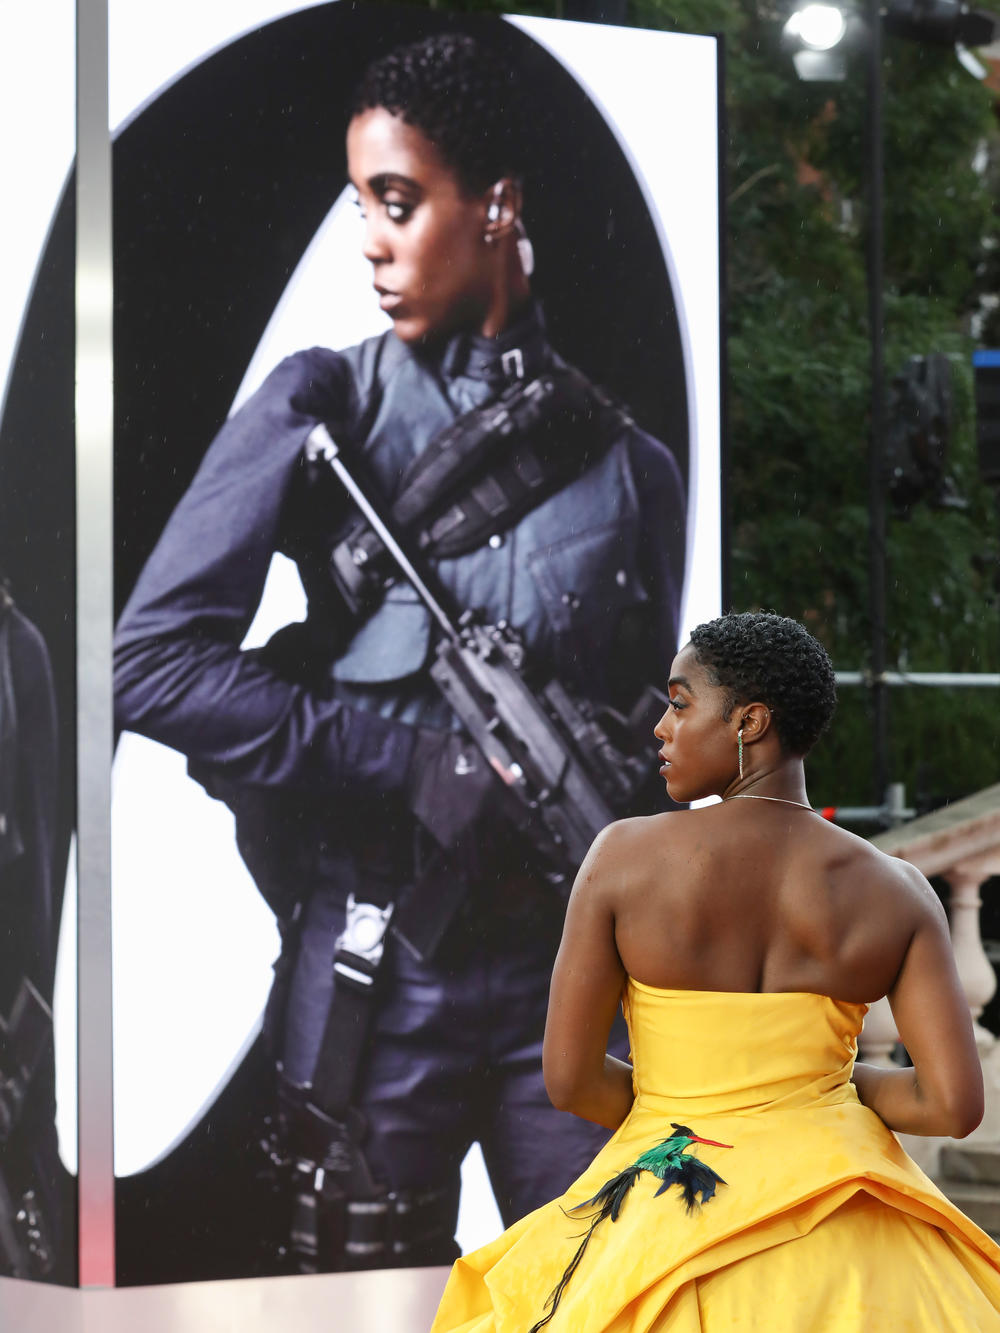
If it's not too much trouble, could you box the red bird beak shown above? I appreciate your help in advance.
[687,1134,733,1149]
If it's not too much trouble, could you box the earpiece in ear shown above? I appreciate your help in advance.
[486,182,504,225]
[516,221,535,277]
[485,186,533,274]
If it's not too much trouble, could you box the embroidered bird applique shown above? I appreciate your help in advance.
[529,1123,732,1332]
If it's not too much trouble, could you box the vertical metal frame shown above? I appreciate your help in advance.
[75,0,115,1289]
[715,35,731,615]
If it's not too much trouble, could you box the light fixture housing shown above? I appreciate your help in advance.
[781,4,861,80]
[883,0,999,46]
[782,0,998,82]
[787,3,849,49]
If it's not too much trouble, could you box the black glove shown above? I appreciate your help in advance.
[407,729,513,851]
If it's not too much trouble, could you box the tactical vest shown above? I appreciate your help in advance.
[321,334,651,727]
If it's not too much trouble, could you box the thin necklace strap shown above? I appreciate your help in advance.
[724,794,817,812]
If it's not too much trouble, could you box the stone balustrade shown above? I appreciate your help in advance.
[864,784,1000,1178]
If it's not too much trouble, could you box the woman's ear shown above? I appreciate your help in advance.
[482,178,522,242]
[738,702,772,744]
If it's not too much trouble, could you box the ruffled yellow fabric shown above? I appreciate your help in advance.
[431,981,1000,1331]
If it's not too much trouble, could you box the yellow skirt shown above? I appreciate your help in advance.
[432,985,1000,1332]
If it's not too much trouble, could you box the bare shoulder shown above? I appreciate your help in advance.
[577,808,709,904]
[871,848,945,923]
[594,809,698,855]
[822,822,942,924]
[581,814,660,871]
[594,803,760,859]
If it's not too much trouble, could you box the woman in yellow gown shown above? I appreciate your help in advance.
[432,611,1000,1331]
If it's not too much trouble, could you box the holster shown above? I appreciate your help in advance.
[0,978,53,1146]
[0,979,55,1279]
[271,1078,457,1272]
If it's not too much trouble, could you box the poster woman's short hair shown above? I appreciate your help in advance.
[351,33,528,193]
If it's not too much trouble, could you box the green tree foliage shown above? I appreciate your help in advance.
[398,0,1000,813]
[626,0,1000,813]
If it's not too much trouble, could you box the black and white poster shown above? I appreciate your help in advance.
[0,0,79,1286]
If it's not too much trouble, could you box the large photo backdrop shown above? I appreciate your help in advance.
[0,0,79,1288]
[109,2,721,1285]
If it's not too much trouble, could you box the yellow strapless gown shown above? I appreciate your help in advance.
[431,981,1000,1331]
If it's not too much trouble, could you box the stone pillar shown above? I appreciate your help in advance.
[943,858,998,1053]
[944,857,1000,1145]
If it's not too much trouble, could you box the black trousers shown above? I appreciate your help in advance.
[279,879,628,1257]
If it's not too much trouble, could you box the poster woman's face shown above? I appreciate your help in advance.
[346,107,496,344]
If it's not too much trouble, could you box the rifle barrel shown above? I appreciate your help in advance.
[308,424,457,640]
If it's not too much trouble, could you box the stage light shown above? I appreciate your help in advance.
[787,3,849,49]
[883,0,999,47]
[783,1,998,82]
[884,352,967,513]
[781,4,855,80]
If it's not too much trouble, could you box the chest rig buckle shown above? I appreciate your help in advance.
[333,895,394,991]
[501,347,525,380]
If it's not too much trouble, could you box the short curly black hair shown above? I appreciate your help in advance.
[688,612,837,756]
[351,33,525,195]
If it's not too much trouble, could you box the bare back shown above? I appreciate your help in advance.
[543,628,982,1138]
[541,626,981,1139]
[610,802,932,1002]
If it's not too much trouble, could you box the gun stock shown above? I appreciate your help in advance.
[313,423,651,876]
[431,622,616,869]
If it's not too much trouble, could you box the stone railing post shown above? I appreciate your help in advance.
[942,857,1000,1146]
[943,858,999,1054]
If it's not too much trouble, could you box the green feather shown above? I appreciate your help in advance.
[529,1124,732,1332]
